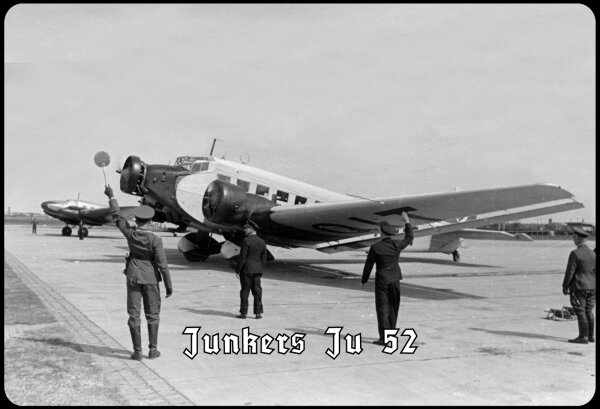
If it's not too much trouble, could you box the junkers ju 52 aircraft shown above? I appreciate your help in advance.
[116,150,583,263]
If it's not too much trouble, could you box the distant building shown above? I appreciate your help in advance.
[565,222,596,237]
[481,221,595,239]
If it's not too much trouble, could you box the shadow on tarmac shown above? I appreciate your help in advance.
[284,327,384,344]
[43,233,117,240]
[271,257,497,269]
[468,327,566,342]
[62,255,127,264]
[179,308,239,319]
[102,247,485,300]
[262,267,484,300]
[21,337,132,360]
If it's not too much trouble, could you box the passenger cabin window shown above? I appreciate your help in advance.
[237,179,250,192]
[217,174,231,183]
[294,196,307,205]
[275,190,289,203]
[256,184,270,197]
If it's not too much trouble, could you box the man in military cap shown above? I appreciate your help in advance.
[362,211,414,345]
[562,226,596,344]
[104,185,173,360]
[236,219,267,319]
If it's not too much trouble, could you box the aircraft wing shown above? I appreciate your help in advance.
[263,183,582,248]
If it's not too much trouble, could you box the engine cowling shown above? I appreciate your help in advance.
[202,180,275,226]
[120,156,146,196]
[202,180,251,225]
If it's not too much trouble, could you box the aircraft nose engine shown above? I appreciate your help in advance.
[41,201,63,213]
[119,156,146,196]
[202,180,253,225]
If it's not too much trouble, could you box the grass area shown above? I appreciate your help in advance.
[4,260,127,405]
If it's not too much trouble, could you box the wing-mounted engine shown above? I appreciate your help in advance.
[202,180,276,226]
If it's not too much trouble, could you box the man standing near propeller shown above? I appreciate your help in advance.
[96,151,173,360]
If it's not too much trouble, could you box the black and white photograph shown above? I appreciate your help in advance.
[4,4,595,405]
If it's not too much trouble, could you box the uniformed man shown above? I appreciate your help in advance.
[31,218,38,234]
[104,185,173,360]
[236,220,267,319]
[562,226,596,344]
[362,212,414,345]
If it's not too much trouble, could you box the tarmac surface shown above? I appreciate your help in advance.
[4,224,596,405]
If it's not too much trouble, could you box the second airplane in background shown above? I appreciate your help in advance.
[41,199,187,237]
[41,198,136,237]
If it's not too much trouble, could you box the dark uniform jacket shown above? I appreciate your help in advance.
[236,234,267,275]
[109,198,172,288]
[562,243,596,291]
[362,223,414,284]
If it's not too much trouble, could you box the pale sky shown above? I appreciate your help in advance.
[4,4,596,223]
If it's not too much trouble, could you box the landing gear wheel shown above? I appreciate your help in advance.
[81,227,89,237]
[62,226,72,236]
[452,250,461,263]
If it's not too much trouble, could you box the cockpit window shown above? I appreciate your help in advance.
[175,156,214,170]
[191,162,210,173]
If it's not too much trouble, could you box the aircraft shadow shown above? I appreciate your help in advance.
[43,233,117,240]
[110,246,236,273]
[468,327,566,342]
[276,257,496,269]
[284,326,380,340]
[283,327,387,345]
[267,265,481,301]
[265,260,484,300]
[62,255,126,264]
[21,337,132,360]
[105,247,483,300]
[179,308,239,319]
[401,256,496,268]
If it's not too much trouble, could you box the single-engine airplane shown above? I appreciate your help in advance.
[116,152,583,262]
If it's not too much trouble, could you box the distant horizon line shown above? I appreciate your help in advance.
[4,211,595,225]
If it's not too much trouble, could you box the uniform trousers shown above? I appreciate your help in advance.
[375,280,401,340]
[571,289,596,336]
[127,282,161,328]
[239,274,263,315]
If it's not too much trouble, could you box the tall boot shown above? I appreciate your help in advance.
[129,326,143,360]
[588,320,595,343]
[148,324,161,359]
[568,319,588,344]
